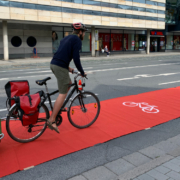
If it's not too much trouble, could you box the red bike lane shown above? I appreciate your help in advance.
[1,87,180,178]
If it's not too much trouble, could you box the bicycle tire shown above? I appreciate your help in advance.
[68,91,100,129]
[6,104,49,143]
[142,107,159,113]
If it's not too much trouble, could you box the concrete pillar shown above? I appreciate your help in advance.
[146,29,150,55]
[3,21,9,60]
[91,26,95,57]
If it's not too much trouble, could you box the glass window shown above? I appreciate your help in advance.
[73,0,83,3]
[52,27,63,31]
[27,36,37,47]
[133,6,145,12]
[146,1,157,6]
[83,10,92,15]
[72,8,82,14]
[146,8,157,13]
[166,35,173,49]
[64,27,72,31]
[83,0,100,6]
[62,7,73,13]
[62,0,72,2]
[118,4,132,10]
[158,10,165,14]
[173,35,180,49]
[133,0,145,3]
[24,3,36,9]
[10,1,23,8]
[110,12,117,17]
[101,12,110,17]
[101,2,109,7]
[158,2,165,7]
[135,34,146,51]
[99,33,110,51]
[160,37,165,50]
[0,0,9,6]
[118,13,126,18]
[136,30,146,34]
[52,31,63,54]
[124,34,135,51]
[158,18,165,22]
[11,36,22,47]
[92,11,101,16]
[109,3,118,8]
[82,32,90,52]
[111,33,123,51]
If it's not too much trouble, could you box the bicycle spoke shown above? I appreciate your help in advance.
[68,92,100,128]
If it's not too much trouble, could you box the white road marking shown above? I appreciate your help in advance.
[117,72,180,81]
[145,128,151,130]
[24,166,34,170]
[1,63,178,81]
[0,68,50,73]
[87,63,180,73]
[0,109,7,112]
[0,74,53,80]
[25,70,51,74]
[159,80,180,85]
[102,62,127,66]
[0,78,9,81]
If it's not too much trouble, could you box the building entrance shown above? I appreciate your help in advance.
[150,37,160,52]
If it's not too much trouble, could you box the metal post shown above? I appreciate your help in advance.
[91,26,95,57]
[146,29,150,54]
[2,21,9,60]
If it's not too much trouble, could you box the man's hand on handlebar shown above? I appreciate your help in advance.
[69,67,74,74]
[82,73,87,78]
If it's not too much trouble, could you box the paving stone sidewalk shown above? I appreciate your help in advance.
[68,134,180,180]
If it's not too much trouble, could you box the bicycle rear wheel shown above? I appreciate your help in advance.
[68,91,100,128]
[6,104,49,143]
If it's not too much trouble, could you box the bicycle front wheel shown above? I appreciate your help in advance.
[68,91,100,129]
[6,104,49,143]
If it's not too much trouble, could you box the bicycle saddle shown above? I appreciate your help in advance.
[36,77,51,86]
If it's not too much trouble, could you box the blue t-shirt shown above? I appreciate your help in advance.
[51,34,84,76]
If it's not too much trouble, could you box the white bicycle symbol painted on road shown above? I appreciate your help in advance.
[123,102,159,113]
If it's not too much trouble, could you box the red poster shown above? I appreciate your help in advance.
[99,33,110,51]
[111,33,123,51]
[132,40,135,47]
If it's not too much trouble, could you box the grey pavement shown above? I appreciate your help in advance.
[69,134,180,180]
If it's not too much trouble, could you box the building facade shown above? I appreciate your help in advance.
[0,0,166,60]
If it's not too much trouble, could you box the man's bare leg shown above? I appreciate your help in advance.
[48,93,67,132]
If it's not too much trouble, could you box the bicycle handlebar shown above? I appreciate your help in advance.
[72,70,88,79]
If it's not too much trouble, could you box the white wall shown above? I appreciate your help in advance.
[0,23,53,58]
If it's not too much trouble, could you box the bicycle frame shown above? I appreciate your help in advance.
[42,77,83,114]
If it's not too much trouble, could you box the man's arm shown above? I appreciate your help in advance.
[72,39,85,76]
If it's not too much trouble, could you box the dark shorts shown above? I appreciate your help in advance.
[50,64,71,94]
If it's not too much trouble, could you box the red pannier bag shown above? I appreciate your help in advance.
[15,92,42,126]
[5,80,30,107]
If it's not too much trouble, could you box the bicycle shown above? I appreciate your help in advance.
[0,119,4,141]
[6,71,100,143]
[122,102,159,113]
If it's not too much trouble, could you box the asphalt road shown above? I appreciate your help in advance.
[1,55,180,180]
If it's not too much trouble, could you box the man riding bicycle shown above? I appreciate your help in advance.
[48,23,88,133]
